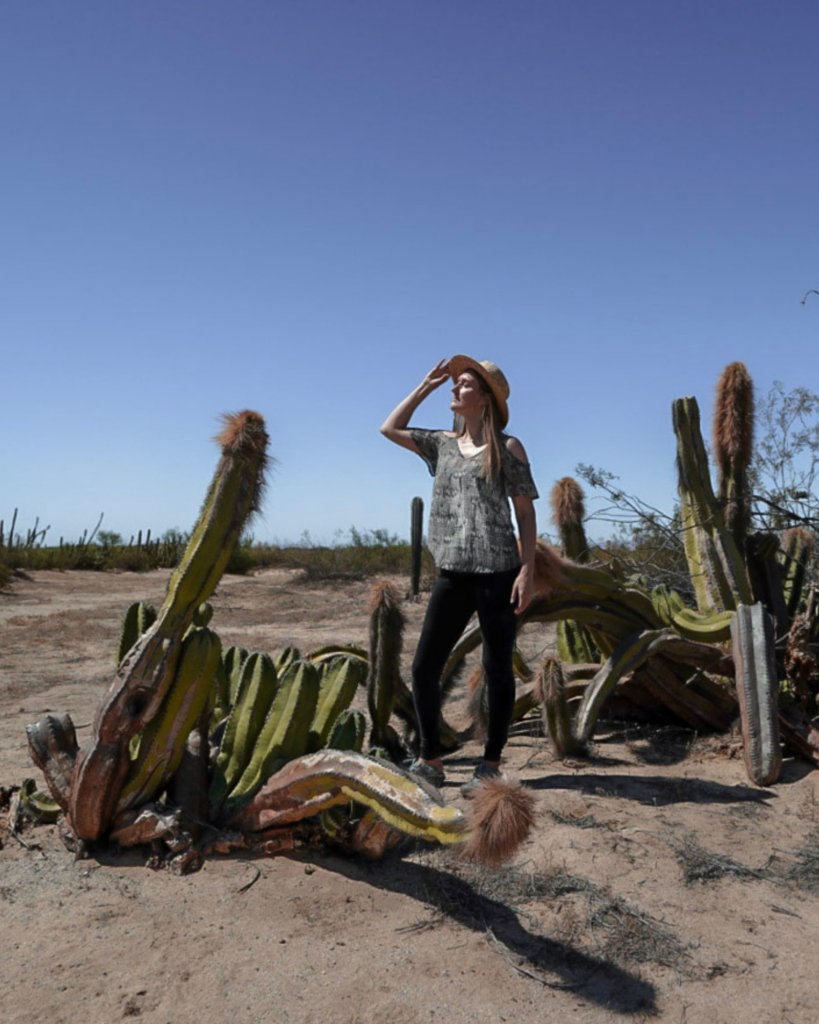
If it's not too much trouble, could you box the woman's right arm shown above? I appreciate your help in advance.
[380,359,450,452]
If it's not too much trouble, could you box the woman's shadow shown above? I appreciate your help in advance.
[317,850,659,1016]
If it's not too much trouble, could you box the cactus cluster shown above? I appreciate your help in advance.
[450,363,818,786]
[24,411,534,870]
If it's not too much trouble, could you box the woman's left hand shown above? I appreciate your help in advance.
[511,566,534,615]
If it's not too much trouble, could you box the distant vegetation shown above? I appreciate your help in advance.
[0,516,434,588]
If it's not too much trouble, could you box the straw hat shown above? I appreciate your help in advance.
[448,355,510,428]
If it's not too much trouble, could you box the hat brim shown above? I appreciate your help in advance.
[449,354,509,428]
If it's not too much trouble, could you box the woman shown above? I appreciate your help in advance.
[380,356,538,795]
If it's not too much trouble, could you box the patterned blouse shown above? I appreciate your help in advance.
[409,428,539,573]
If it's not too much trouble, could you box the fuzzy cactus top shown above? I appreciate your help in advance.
[409,428,538,573]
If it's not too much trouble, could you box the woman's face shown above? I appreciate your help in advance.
[450,371,488,416]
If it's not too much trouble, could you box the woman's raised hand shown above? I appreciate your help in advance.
[421,359,451,392]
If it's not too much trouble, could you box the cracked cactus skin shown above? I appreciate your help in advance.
[69,410,269,842]
[229,749,467,845]
[117,626,222,813]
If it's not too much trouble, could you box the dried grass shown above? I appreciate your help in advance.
[673,835,767,885]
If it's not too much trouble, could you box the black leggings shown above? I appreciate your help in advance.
[411,567,518,763]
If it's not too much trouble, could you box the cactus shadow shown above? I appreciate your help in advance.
[527,772,774,807]
[321,854,659,1015]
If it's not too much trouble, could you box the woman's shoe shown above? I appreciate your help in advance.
[406,758,445,788]
[460,760,501,798]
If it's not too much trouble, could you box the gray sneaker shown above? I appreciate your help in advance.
[406,758,445,788]
[460,761,501,798]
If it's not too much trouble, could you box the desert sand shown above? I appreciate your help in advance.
[1,568,817,1024]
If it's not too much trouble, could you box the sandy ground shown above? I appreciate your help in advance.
[1,568,818,1024]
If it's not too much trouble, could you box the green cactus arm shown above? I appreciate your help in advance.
[325,709,367,752]
[306,644,368,666]
[116,601,158,667]
[226,659,320,809]
[116,627,221,813]
[209,651,279,811]
[307,655,367,752]
[575,628,676,743]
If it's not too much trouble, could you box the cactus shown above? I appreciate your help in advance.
[673,396,752,613]
[209,651,279,813]
[326,708,367,753]
[228,748,535,867]
[551,477,591,563]
[780,527,815,619]
[731,603,783,786]
[116,601,158,666]
[536,657,585,757]
[366,580,405,757]
[410,495,424,597]
[307,655,367,752]
[117,626,222,813]
[225,659,321,814]
[69,410,269,841]
[273,645,301,675]
[192,601,214,628]
[222,645,250,707]
[713,362,754,548]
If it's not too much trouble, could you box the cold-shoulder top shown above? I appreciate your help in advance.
[408,428,539,573]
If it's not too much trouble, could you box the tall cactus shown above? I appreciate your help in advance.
[69,410,269,841]
[673,396,752,613]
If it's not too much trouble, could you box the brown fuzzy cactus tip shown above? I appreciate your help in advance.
[713,362,754,463]
[529,539,569,596]
[368,578,402,615]
[550,477,585,527]
[216,410,269,457]
[459,778,536,868]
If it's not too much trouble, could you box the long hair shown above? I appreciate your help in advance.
[453,373,504,483]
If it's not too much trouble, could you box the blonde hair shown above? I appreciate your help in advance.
[453,372,504,483]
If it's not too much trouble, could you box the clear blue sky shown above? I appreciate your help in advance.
[3,2,817,547]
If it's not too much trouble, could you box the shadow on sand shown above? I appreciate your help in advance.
[321,853,659,1016]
